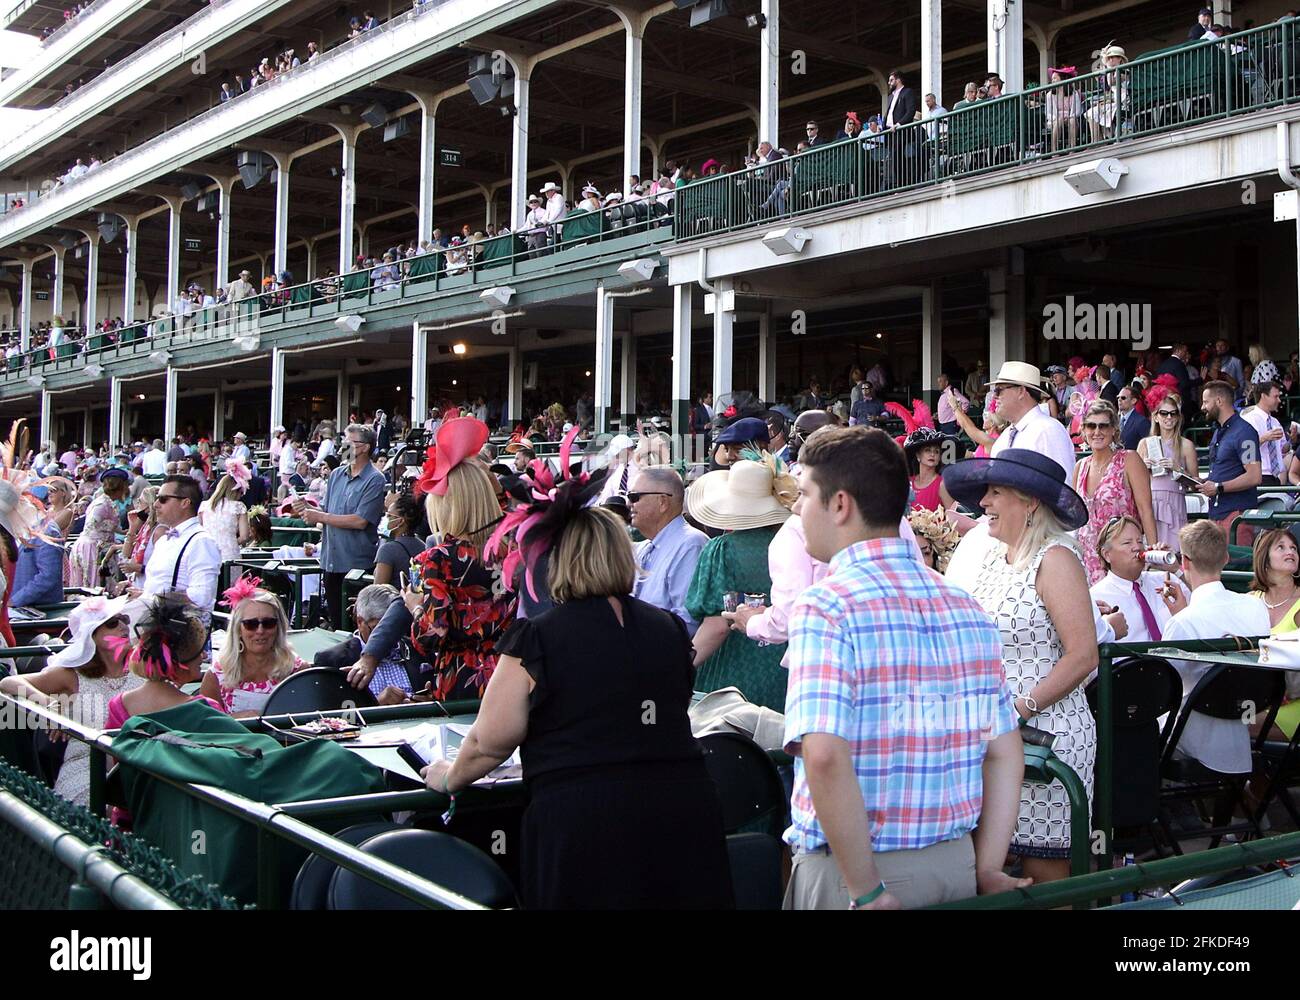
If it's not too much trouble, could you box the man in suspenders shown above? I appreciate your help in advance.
[134,475,222,613]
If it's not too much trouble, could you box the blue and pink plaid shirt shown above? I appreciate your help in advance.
[784,537,1018,854]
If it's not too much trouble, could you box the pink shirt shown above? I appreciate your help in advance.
[937,388,969,426]
[746,515,924,666]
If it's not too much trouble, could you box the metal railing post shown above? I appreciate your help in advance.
[1096,643,1114,873]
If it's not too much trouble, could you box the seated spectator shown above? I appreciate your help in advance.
[10,513,63,607]
[0,596,143,806]
[106,596,225,728]
[850,380,885,426]
[1160,520,1269,775]
[373,489,425,586]
[314,583,423,703]
[200,579,309,716]
[1089,515,1187,645]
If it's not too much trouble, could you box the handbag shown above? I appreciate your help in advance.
[1258,633,1300,700]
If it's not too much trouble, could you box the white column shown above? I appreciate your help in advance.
[50,246,66,321]
[987,261,1026,373]
[306,239,318,282]
[759,0,779,145]
[921,0,943,108]
[339,134,357,273]
[510,70,531,231]
[18,260,32,352]
[212,385,225,441]
[671,283,694,441]
[82,408,92,450]
[620,328,637,427]
[623,24,644,191]
[216,177,233,288]
[270,347,286,432]
[757,306,776,402]
[594,283,615,434]
[83,234,99,339]
[123,218,139,325]
[711,278,734,403]
[507,344,524,425]
[39,390,52,450]
[921,282,943,393]
[165,197,182,312]
[272,155,291,277]
[108,375,123,452]
[163,365,179,441]
[988,0,1024,93]
[415,97,437,245]
[335,371,348,431]
[411,320,428,429]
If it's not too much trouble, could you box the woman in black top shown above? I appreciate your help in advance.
[372,490,425,586]
[422,503,733,909]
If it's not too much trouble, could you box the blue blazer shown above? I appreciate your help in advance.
[1120,411,1151,452]
[11,531,64,608]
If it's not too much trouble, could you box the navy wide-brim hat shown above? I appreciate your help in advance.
[942,448,1088,531]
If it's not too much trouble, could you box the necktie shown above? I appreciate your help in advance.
[1132,580,1163,641]
[1005,425,1018,448]
[619,462,630,494]
[1270,419,1283,476]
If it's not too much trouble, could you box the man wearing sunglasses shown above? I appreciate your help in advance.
[137,474,222,612]
[629,468,707,636]
[986,361,1076,479]
[1117,386,1150,451]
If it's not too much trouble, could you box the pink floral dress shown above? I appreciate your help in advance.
[1073,449,1137,585]
[210,656,309,714]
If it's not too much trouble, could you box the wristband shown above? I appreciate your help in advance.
[1021,694,1039,716]
[848,882,887,909]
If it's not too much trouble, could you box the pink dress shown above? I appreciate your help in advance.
[911,475,943,511]
[1073,450,1137,584]
[106,691,226,729]
[68,494,118,588]
[210,656,309,714]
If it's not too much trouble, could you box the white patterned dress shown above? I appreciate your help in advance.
[53,671,145,807]
[971,540,1096,859]
[199,498,246,564]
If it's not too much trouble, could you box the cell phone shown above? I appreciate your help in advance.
[396,742,429,776]
[399,570,410,591]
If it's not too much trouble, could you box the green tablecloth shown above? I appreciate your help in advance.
[560,209,602,245]
[269,516,313,547]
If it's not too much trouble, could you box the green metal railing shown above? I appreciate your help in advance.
[0,691,491,909]
[676,20,1300,240]
[2,213,673,384]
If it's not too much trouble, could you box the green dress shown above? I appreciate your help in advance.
[686,525,789,711]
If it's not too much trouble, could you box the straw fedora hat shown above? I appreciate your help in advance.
[986,361,1046,392]
[1099,42,1126,60]
[686,460,793,531]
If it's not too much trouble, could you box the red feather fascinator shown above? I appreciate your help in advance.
[1143,373,1181,415]
[414,417,490,498]
[883,399,935,447]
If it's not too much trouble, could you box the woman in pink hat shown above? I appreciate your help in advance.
[199,458,251,563]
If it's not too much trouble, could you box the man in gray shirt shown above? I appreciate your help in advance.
[294,422,386,628]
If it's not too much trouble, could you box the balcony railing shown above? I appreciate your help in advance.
[676,20,1300,241]
[2,211,673,384]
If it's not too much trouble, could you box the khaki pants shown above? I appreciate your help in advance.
[782,833,977,910]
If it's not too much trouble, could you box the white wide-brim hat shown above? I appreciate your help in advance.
[986,361,1046,391]
[540,182,561,194]
[686,461,792,531]
[49,594,130,669]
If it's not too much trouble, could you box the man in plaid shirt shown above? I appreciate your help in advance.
[783,426,1028,909]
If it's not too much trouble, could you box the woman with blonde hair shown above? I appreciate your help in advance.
[685,451,797,710]
[944,448,1096,884]
[1248,343,1280,387]
[350,417,517,702]
[199,458,251,562]
[201,577,307,716]
[1137,385,1197,551]
[117,485,162,586]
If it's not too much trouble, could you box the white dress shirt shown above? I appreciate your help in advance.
[885,87,903,127]
[1091,570,1188,644]
[314,437,335,467]
[1162,582,1271,774]
[231,443,251,464]
[279,443,297,477]
[1242,406,1287,478]
[544,193,567,224]
[991,404,1077,481]
[141,449,167,475]
[141,516,223,612]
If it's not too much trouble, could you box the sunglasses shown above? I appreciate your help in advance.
[1156,410,1179,418]
[1082,421,1113,431]
[155,493,184,503]
[96,615,128,631]
[627,491,670,504]
[240,617,279,631]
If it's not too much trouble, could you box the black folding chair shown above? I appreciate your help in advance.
[327,829,518,909]
[290,821,405,910]
[1157,664,1284,852]
[697,732,787,835]
[259,667,377,718]
[1085,656,1183,855]
[726,832,784,911]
